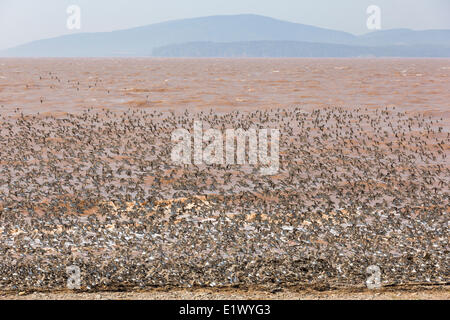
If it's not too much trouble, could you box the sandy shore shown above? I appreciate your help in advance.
[2,286,448,300]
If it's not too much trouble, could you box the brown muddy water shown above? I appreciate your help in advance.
[0,58,449,118]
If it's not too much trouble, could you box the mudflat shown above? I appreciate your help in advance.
[1,286,449,300]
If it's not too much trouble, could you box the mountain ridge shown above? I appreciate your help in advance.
[1,14,449,57]
[152,40,450,58]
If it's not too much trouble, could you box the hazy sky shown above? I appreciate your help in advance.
[1,0,449,50]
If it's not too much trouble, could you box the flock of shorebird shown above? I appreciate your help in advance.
[0,106,448,212]
[0,104,448,291]
[0,64,448,291]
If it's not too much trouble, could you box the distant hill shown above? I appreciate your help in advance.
[357,28,450,46]
[0,14,355,57]
[152,41,450,58]
[1,14,449,57]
